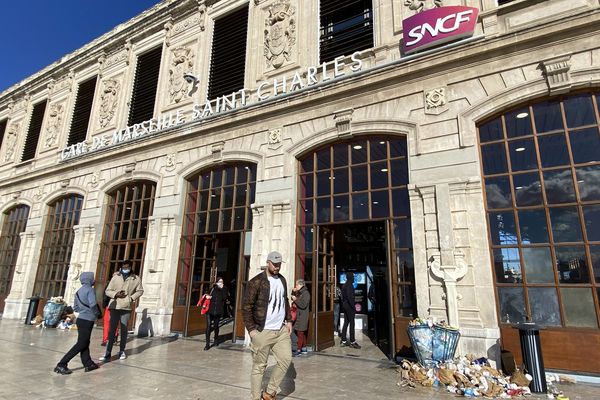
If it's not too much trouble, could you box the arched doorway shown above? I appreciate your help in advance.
[95,181,156,307]
[33,194,84,312]
[0,204,30,313]
[172,163,256,338]
[478,91,600,373]
[296,135,415,359]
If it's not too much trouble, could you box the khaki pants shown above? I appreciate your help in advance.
[250,326,292,399]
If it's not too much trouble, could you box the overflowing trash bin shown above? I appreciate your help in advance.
[407,319,460,367]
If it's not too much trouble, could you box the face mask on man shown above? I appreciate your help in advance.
[121,268,131,275]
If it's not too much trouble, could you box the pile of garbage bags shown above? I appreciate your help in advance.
[397,355,571,399]
[32,296,77,330]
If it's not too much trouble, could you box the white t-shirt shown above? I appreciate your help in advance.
[263,276,286,330]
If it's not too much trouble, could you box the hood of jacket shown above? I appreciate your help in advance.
[80,271,95,286]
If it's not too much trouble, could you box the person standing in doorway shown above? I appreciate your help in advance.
[54,272,100,374]
[100,261,144,362]
[340,272,361,349]
[291,279,310,356]
[101,270,119,346]
[333,284,342,335]
[204,276,229,350]
[242,251,293,400]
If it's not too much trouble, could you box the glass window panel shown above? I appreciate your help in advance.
[489,211,518,246]
[528,287,561,327]
[505,108,533,138]
[498,287,526,324]
[390,158,408,187]
[371,190,390,219]
[509,138,538,171]
[493,247,522,283]
[224,167,235,186]
[479,118,503,143]
[196,212,207,234]
[316,171,331,197]
[351,140,367,164]
[249,165,257,182]
[390,138,407,158]
[544,169,576,204]
[199,190,209,211]
[514,172,542,207]
[300,156,313,173]
[220,209,232,231]
[235,185,247,207]
[392,188,410,217]
[522,247,553,283]
[200,173,211,190]
[555,246,589,283]
[481,143,508,175]
[316,148,330,170]
[583,205,600,241]
[208,211,219,232]
[576,165,600,201]
[519,209,549,244]
[223,187,234,208]
[316,197,331,223]
[396,251,415,282]
[209,189,221,210]
[370,162,389,189]
[212,170,223,188]
[562,288,598,328]
[533,101,564,133]
[569,127,600,164]
[249,182,256,205]
[333,168,349,194]
[591,245,600,284]
[370,139,387,161]
[351,165,368,192]
[234,207,246,230]
[564,94,596,128]
[393,219,412,248]
[333,195,349,222]
[538,133,569,168]
[237,165,249,183]
[549,206,582,242]
[485,176,512,209]
[333,143,348,167]
[299,199,313,225]
[352,193,369,220]
[300,174,314,199]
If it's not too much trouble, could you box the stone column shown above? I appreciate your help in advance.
[63,224,97,304]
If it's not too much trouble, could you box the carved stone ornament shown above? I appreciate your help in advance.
[89,171,100,188]
[44,103,64,148]
[169,47,195,104]
[268,129,282,145]
[165,153,177,171]
[99,78,120,128]
[334,108,354,137]
[264,0,296,69]
[541,54,572,95]
[424,87,448,115]
[33,186,44,201]
[211,141,225,163]
[404,0,442,13]
[4,122,20,162]
[199,4,207,31]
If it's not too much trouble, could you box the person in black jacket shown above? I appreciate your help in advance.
[340,272,361,349]
[204,277,229,350]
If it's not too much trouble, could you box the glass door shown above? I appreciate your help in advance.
[314,226,336,350]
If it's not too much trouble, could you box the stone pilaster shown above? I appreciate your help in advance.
[63,224,97,304]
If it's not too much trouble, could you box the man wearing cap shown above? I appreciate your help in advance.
[242,251,293,400]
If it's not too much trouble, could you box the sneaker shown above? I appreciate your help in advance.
[301,347,308,355]
[292,351,301,357]
[84,363,100,372]
[119,351,127,360]
[99,353,110,362]
[340,340,349,347]
[350,341,361,349]
[53,365,72,375]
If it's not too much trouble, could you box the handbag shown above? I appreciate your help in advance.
[197,288,214,315]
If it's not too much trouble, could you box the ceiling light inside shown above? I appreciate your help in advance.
[381,168,388,172]
[353,145,363,150]
[516,112,529,119]
[516,186,523,190]
[515,147,526,152]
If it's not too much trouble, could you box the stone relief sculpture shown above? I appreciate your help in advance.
[99,79,120,128]
[44,103,64,148]
[404,0,442,13]
[4,123,20,162]
[424,87,448,115]
[169,47,195,103]
[264,0,296,69]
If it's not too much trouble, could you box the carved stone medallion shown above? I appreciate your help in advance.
[44,103,64,148]
[169,47,195,103]
[99,78,121,128]
[165,153,177,172]
[264,0,296,69]
[424,87,448,115]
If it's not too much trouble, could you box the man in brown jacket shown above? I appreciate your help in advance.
[242,251,292,400]
[100,261,144,362]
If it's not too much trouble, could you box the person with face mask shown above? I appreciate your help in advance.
[203,276,229,350]
[100,261,144,362]
[54,272,101,374]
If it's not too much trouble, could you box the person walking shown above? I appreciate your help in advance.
[242,251,293,400]
[291,279,310,356]
[204,276,229,351]
[340,272,361,349]
[100,261,144,362]
[54,272,101,374]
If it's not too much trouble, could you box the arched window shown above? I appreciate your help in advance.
[0,204,30,312]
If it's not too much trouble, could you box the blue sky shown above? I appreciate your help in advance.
[0,0,161,93]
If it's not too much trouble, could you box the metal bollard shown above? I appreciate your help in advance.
[514,322,547,393]
[25,296,41,325]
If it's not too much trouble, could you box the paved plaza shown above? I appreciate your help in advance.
[0,319,598,399]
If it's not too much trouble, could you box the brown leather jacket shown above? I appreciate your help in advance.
[242,270,291,333]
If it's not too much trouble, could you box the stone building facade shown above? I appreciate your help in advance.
[0,0,599,373]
